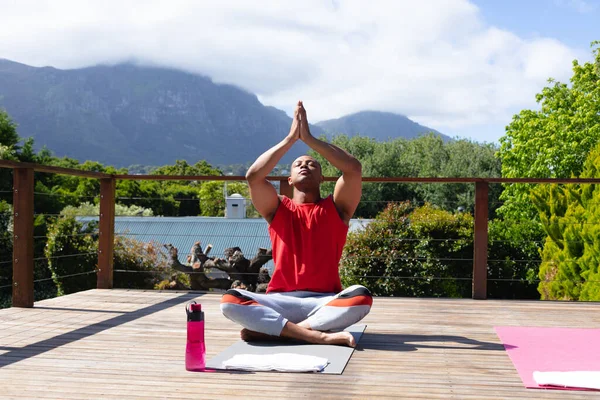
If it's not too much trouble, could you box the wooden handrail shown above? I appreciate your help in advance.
[4,159,600,183]
[0,159,111,179]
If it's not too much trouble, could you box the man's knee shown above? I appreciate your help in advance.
[340,285,372,298]
[325,285,373,308]
[220,289,259,317]
[337,285,373,307]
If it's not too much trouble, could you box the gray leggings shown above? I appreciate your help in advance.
[220,285,372,336]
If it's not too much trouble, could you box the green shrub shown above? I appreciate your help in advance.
[342,201,543,298]
[487,219,543,299]
[341,202,473,297]
[61,202,154,217]
[113,237,173,289]
[0,201,13,308]
[45,216,97,295]
[532,143,600,300]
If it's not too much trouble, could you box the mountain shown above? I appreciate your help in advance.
[0,59,312,167]
[0,59,446,168]
[316,111,448,141]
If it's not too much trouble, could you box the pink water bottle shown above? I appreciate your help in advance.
[185,301,206,371]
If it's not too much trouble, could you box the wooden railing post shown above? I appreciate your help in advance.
[13,168,34,307]
[473,181,489,300]
[279,178,293,198]
[97,178,116,289]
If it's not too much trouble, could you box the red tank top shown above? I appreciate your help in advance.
[267,195,348,293]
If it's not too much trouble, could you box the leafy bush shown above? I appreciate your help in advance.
[341,202,473,297]
[61,202,154,217]
[487,219,543,299]
[33,215,57,301]
[532,143,600,300]
[0,201,13,308]
[342,201,543,298]
[45,216,97,295]
[45,213,183,294]
[113,238,174,289]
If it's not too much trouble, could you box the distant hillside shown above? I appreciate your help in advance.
[0,59,311,167]
[0,60,447,168]
[316,111,448,141]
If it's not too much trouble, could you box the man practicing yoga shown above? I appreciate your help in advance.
[220,101,372,347]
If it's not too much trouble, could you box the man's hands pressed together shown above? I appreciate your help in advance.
[288,101,302,142]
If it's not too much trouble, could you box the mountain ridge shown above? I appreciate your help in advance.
[0,59,445,167]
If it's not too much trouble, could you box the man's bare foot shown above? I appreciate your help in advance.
[241,327,355,347]
[321,331,356,348]
[240,328,291,343]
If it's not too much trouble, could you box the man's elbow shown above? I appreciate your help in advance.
[346,158,362,176]
[245,168,259,182]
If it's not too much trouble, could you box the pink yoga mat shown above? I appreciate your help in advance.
[494,326,600,390]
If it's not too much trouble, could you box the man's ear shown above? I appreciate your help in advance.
[288,176,293,186]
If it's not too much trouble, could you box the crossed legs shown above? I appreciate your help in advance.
[220,285,372,347]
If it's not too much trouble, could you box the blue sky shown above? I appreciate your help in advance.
[476,0,598,49]
[0,0,598,144]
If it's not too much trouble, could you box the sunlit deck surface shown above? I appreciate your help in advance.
[1,289,599,399]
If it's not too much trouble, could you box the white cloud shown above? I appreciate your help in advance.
[0,0,588,142]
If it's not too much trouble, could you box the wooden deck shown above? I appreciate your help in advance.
[0,290,599,399]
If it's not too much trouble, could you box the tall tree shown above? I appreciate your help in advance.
[532,142,600,301]
[308,134,502,218]
[497,42,600,221]
[0,110,20,201]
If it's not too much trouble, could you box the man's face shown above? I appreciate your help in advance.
[289,156,323,188]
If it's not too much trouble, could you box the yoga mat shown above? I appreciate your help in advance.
[495,326,600,390]
[206,324,366,374]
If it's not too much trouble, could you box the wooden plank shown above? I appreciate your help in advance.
[473,181,489,299]
[12,168,34,308]
[97,178,116,289]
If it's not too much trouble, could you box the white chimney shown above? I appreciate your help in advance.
[225,193,247,219]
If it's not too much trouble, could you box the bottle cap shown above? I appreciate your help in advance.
[191,303,202,312]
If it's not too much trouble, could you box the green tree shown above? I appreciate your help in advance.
[532,142,600,301]
[149,160,222,216]
[498,42,600,221]
[152,159,221,177]
[309,135,419,217]
[405,135,502,215]
[308,134,502,218]
[0,109,19,150]
[198,181,226,216]
[0,110,20,202]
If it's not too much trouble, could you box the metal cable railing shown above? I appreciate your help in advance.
[0,269,97,290]
[3,159,600,306]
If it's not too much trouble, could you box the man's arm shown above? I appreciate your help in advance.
[299,104,362,224]
[246,103,301,223]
